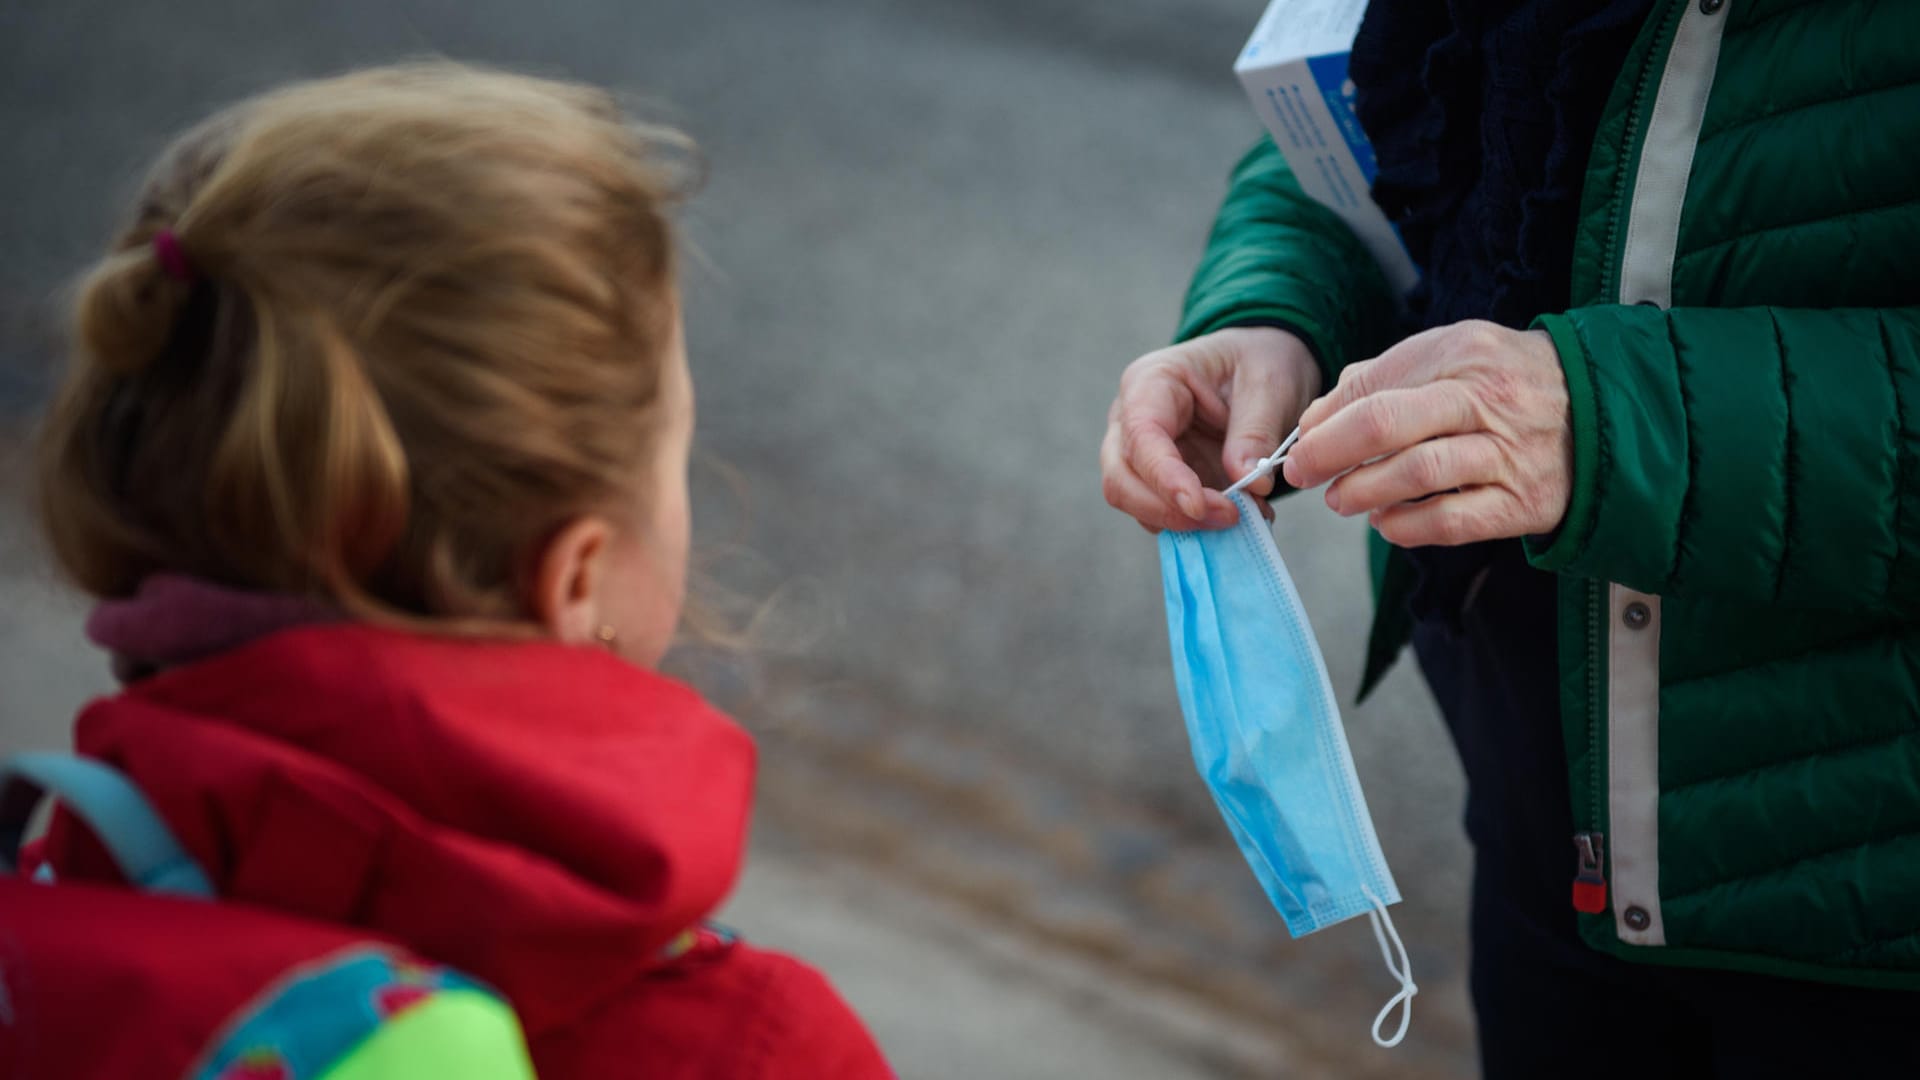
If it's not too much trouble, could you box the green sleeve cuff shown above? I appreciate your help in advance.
[1173,137,1396,388]
[1525,312,1602,572]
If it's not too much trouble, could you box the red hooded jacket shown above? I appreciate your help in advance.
[39,620,890,1078]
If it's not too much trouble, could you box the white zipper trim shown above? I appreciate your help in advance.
[1607,586,1666,945]
[1620,2,1729,310]
[1604,0,1730,948]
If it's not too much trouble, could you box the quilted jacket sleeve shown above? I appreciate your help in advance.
[1175,137,1398,384]
[1527,303,1920,609]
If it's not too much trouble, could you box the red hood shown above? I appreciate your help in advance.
[63,622,756,1037]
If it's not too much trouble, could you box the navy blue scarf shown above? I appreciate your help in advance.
[1346,0,1653,620]
[1351,0,1653,335]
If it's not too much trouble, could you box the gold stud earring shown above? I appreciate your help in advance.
[595,625,619,648]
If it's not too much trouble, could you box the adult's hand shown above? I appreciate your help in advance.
[1280,320,1572,547]
[1101,326,1321,532]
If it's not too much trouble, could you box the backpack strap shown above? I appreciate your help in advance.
[0,751,215,898]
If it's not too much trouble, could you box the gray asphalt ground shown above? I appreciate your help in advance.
[1,1,1476,1075]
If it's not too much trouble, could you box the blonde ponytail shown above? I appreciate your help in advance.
[37,62,694,619]
[73,240,198,377]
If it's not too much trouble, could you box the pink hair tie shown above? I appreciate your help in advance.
[152,229,195,284]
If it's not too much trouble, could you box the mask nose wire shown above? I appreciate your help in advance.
[1223,426,1303,498]
[1362,885,1417,1049]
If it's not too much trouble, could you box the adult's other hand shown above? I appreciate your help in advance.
[1281,320,1572,547]
[1101,326,1321,532]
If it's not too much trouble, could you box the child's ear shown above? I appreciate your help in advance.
[529,515,613,644]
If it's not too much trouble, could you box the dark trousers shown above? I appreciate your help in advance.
[1409,546,1920,1079]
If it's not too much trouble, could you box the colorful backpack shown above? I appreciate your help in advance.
[0,752,538,1079]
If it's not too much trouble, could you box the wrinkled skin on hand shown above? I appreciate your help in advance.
[1282,320,1572,547]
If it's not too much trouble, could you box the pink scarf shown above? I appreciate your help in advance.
[86,574,336,682]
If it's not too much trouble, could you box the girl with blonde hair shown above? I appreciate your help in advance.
[15,62,889,1078]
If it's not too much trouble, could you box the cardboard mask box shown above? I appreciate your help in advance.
[1234,0,1419,295]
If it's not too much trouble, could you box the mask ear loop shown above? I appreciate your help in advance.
[1361,886,1417,1048]
[1223,426,1303,498]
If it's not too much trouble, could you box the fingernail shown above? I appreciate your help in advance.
[1177,493,1202,519]
[1325,489,1342,514]
[1282,459,1301,487]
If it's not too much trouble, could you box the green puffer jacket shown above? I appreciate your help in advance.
[1177,0,1920,988]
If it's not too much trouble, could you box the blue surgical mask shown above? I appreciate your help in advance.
[1159,480,1416,1048]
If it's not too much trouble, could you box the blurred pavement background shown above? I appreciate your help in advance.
[1,1,1475,1075]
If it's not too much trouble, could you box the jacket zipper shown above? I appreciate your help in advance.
[1573,831,1608,914]
[1571,1,1676,914]
[1596,1,1679,301]
[1575,579,1608,913]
